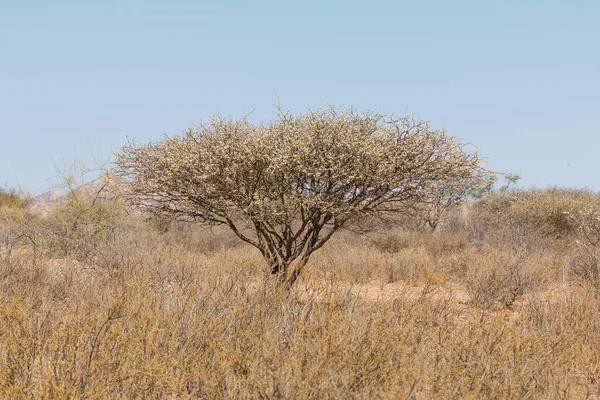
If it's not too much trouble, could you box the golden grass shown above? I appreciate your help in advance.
[1,219,600,399]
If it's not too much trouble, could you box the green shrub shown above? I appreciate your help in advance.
[45,178,125,260]
[0,188,29,211]
[0,189,39,251]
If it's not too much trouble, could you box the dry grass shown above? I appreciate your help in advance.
[2,189,600,398]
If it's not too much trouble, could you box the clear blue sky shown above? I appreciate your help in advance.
[1,0,598,194]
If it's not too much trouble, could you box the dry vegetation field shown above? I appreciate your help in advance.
[2,185,600,398]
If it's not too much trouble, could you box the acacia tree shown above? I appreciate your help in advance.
[114,107,487,286]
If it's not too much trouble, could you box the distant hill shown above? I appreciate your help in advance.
[29,174,125,215]
[28,190,62,215]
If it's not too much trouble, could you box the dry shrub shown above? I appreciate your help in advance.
[570,249,600,289]
[465,246,533,310]
[317,230,459,286]
[3,183,600,397]
[473,188,600,245]
[146,219,243,255]
[382,247,432,284]
[368,229,468,257]
[2,237,600,398]
[44,183,125,261]
[363,229,470,285]
[568,207,600,288]
[423,232,470,258]
[0,191,42,259]
[310,240,391,284]
[519,289,600,395]
[367,228,419,254]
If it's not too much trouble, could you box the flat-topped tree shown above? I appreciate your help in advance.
[114,107,488,286]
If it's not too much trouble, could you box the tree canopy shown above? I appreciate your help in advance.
[114,107,488,285]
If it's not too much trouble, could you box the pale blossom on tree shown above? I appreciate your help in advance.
[114,107,488,286]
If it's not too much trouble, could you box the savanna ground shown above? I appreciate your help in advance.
[2,185,600,399]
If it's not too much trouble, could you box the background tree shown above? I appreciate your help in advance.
[418,174,497,230]
[114,107,487,286]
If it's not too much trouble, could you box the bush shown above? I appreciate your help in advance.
[472,188,600,247]
[465,246,532,310]
[44,176,125,261]
[0,189,39,252]
[568,207,600,287]
[0,188,29,210]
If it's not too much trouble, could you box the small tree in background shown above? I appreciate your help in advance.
[418,174,497,230]
[46,161,125,260]
[114,107,487,286]
[416,172,520,231]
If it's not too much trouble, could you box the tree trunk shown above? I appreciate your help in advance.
[268,257,308,288]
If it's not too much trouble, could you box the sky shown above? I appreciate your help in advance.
[1,0,599,195]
